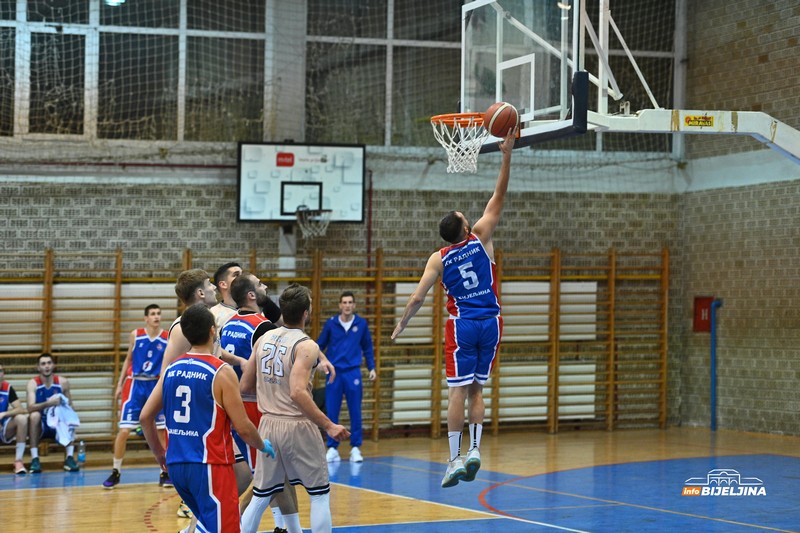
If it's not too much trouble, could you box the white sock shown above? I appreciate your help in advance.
[15,442,25,461]
[309,493,332,533]
[271,505,285,528]
[283,512,302,533]
[447,431,462,461]
[113,458,123,471]
[469,423,483,450]
[31,447,39,459]
[240,495,270,533]
[66,444,74,457]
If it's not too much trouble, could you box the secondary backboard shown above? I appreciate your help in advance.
[462,0,586,151]
[237,142,365,223]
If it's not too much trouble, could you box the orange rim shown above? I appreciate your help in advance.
[430,112,484,127]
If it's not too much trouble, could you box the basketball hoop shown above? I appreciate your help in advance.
[295,206,332,238]
[430,112,489,173]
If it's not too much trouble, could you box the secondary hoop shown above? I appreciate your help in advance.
[430,112,489,174]
[295,205,332,239]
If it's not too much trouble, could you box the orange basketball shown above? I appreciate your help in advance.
[483,102,518,137]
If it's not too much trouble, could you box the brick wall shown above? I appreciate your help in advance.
[679,182,800,433]
[685,1,800,159]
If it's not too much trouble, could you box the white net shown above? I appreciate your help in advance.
[0,1,680,184]
[430,113,490,174]
[296,207,332,239]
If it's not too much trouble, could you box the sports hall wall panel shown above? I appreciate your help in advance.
[685,1,800,160]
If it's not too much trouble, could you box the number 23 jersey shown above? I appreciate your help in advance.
[162,353,234,465]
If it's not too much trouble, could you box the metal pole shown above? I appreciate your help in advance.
[710,299,723,431]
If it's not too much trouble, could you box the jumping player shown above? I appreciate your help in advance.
[391,127,515,488]
[140,303,275,533]
[103,304,169,489]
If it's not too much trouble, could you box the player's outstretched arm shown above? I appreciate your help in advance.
[290,341,349,442]
[140,375,167,471]
[471,126,516,243]
[391,252,443,340]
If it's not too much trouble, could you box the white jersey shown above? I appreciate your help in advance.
[251,326,317,418]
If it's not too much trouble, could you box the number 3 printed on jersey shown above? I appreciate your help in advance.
[458,261,480,290]
[260,343,286,377]
[173,385,191,423]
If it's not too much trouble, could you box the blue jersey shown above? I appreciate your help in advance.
[34,375,63,404]
[0,381,13,413]
[162,354,235,465]
[131,328,168,377]
[220,311,276,380]
[317,314,375,372]
[440,234,501,319]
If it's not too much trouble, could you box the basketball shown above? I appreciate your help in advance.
[483,102,518,137]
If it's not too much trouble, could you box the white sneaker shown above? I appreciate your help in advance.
[326,447,340,462]
[464,447,481,482]
[441,456,466,488]
[349,446,363,463]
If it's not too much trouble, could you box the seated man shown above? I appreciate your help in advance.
[26,353,79,473]
[0,363,29,474]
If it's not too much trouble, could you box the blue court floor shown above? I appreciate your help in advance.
[3,452,798,532]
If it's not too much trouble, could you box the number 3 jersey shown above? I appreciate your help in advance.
[251,327,318,419]
[440,233,501,319]
[162,353,235,465]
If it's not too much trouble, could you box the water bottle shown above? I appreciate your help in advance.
[77,440,86,465]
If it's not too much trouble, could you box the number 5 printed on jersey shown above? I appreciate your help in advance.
[458,261,480,289]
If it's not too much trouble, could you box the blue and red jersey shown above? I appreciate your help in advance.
[440,234,501,319]
[162,354,235,465]
[0,381,13,412]
[131,328,168,377]
[34,375,63,404]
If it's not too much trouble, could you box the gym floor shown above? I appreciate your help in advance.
[2,427,797,532]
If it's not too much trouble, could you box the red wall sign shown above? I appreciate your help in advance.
[693,296,714,332]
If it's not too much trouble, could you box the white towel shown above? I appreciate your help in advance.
[45,394,81,446]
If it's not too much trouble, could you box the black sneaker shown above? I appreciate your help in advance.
[103,469,121,489]
[159,470,173,487]
[273,528,289,533]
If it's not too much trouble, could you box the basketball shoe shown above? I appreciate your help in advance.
[463,447,481,481]
[326,447,340,462]
[64,456,80,472]
[103,469,121,489]
[441,456,466,488]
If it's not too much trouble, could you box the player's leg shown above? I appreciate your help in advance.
[27,411,42,473]
[324,376,345,460]
[342,367,364,461]
[242,416,287,533]
[281,418,330,533]
[463,315,502,482]
[309,492,333,533]
[12,414,28,473]
[441,317,480,487]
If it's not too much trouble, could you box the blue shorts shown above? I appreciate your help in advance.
[168,462,240,533]
[444,316,503,387]
[119,377,165,429]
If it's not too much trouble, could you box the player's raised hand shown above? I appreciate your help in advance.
[498,125,518,154]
